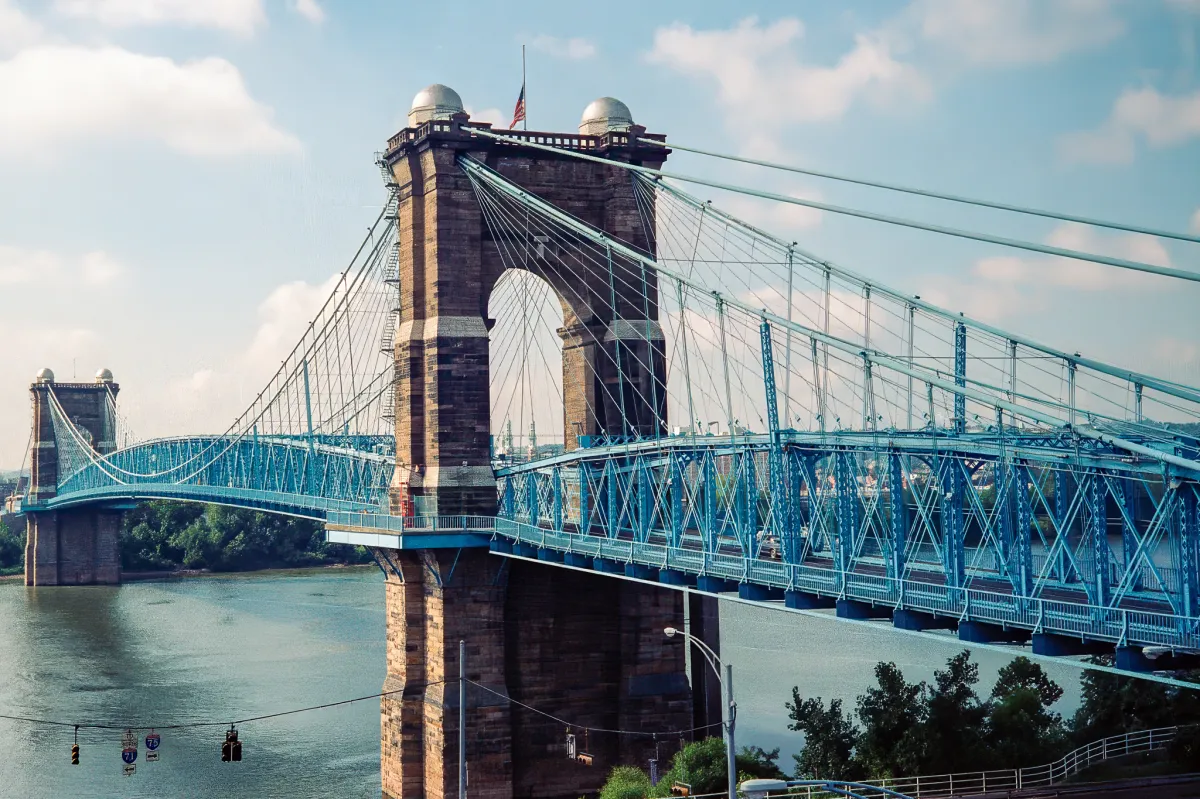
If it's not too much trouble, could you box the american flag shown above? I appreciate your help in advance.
[510,83,526,129]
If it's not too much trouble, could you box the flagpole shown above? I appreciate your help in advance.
[522,44,527,130]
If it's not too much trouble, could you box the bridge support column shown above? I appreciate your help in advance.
[25,510,121,586]
[25,373,121,586]
[505,559,691,797]
[381,548,511,799]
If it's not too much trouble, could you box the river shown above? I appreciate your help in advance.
[0,567,1085,797]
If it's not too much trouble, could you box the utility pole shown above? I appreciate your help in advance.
[725,662,736,799]
[459,639,467,799]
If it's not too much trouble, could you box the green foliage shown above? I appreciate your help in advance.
[787,651,1078,781]
[598,740,783,799]
[923,650,991,773]
[1167,725,1200,768]
[599,765,653,799]
[1070,658,1200,744]
[855,662,927,777]
[657,737,730,796]
[120,500,371,572]
[786,692,863,780]
[993,656,1064,706]
[0,513,25,574]
[987,657,1068,768]
[737,745,787,780]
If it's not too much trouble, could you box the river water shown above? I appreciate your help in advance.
[0,567,1084,798]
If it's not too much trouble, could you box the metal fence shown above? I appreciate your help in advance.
[766,726,1181,799]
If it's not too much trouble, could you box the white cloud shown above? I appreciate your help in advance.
[243,272,342,378]
[0,245,126,287]
[465,105,507,127]
[716,186,824,233]
[0,45,301,159]
[920,223,1173,323]
[54,0,266,36]
[905,0,1123,66]
[80,251,124,285]
[1060,87,1200,164]
[647,17,928,153]
[0,0,42,55]
[530,34,596,60]
[291,0,323,24]
[975,223,1171,291]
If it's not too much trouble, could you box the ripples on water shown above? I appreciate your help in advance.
[0,568,1083,797]
[0,569,387,799]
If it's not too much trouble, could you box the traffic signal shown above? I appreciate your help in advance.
[70,744,79,765]
[222,728,242,762]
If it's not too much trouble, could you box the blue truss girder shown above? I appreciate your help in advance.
[36,435,391,519]
[498,430,1199,649]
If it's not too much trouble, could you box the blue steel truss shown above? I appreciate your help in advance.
[493,429,1200,654]
[29,436,391,519]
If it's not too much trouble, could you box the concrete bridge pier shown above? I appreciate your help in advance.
[25,369,122,586]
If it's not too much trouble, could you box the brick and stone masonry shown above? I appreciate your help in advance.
[378,112,698,797]
[25,375,122,586]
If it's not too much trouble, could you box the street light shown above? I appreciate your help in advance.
[664,627,736,799]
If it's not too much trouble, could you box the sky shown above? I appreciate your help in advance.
[0,0,1198,469]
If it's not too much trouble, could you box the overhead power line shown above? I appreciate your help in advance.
[638,138,1200,246]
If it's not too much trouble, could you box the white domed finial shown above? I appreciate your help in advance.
[35,368,54,384]
[95,368,114,384]
[579,97,633,136]
[408,84,464,127]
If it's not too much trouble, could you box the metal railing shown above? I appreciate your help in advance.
[325,511,496,534]
[764,727,1181,799]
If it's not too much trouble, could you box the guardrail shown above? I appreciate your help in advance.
[764,726,1182,799]
[325,511,497,533]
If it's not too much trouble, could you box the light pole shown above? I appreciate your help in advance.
[665,626,735,799]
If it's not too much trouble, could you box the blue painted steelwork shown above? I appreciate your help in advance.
[954,322,966,436]
[490,516,1200,653]
[491,428,1200,654]
[30,435,391,519]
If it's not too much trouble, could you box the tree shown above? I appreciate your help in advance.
[855,662,927,777]
[786,690,863,780]
[0,513,26,573]
[1071,657,1200,744]
[923,650,990,773]
[738,746,787,780]
[118,500,371,572]
[987,657,1068,767]
[599,765,653,799]
[992,657,1063,706]
[657,737,730,796]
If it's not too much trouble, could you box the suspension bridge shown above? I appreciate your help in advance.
[11,85,1200,798]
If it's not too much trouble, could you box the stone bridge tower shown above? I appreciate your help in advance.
[375,86,696,799]
[25,367,122,585]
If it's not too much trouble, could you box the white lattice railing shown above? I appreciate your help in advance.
[767,726,1182,799]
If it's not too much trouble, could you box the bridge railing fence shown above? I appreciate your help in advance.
[761,727,1180,799]
[763,724,1176,791]
[326,511,497,533]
